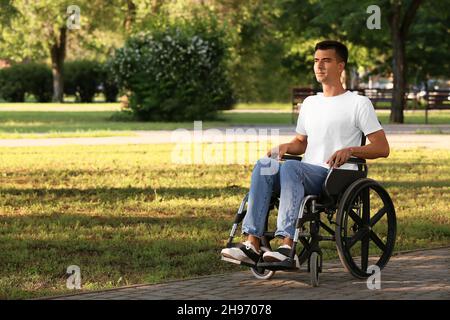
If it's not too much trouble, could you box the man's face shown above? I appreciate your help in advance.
[314,49,345,84]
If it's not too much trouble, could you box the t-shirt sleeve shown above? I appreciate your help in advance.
[295,99,308,135]
[356,97,383,136]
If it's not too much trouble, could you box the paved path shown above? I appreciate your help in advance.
[1,125,449,149]
[46,247,449,300]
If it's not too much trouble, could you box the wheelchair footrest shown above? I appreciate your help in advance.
[256,259,297,271]
[220,256,256,268]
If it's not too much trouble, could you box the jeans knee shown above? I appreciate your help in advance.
[256,157,275,167]
[282,161,309,183]
[255,157,279,175]
[281,160,301,175]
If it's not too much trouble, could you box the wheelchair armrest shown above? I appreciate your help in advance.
[281,155,364,164]
[345,157,366,164]
[280,154,302,161]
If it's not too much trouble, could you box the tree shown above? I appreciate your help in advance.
[0,0,18,26]
[406,0,449,89]
[0,0,126,102]
[276,0,434,123]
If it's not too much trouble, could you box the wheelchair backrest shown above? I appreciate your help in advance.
[321,131,368,199]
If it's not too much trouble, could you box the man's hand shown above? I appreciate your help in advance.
[267,143,289,160]
[326,147,353,168]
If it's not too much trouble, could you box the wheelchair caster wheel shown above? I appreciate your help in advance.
[250,267,275,280]
[309,252,320,287]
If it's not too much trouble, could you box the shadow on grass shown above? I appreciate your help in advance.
[0,185,249,205]
[0,212,233,229]
[1,177,448,205]
[379,180,450,189]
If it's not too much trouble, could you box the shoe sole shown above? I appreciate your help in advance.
[262,255,282,262]
[263,254,300,268]
[221,250,255,265]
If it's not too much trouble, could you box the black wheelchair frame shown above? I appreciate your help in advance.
[222,138,397,287]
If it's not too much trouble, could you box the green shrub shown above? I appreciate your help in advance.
[111,17,235,121]
[64,60,119,103]
[101,61,119,103]
[22,63,53,102]
[0,63,52,102]
[64,60,103,103]
[0,66,25,102]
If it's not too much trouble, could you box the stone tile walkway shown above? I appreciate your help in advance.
[46,247,449,300]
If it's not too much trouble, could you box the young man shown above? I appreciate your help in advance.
[221,40,390,264]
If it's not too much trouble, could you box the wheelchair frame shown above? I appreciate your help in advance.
[222,154,397,287]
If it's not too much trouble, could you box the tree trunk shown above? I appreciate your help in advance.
[50,27,67,102]
[151,0,163,14]
[388,0,424,123]
[124,0,136,33]
[390,24,405,123]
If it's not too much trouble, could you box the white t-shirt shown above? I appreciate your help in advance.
[296,90,383,170]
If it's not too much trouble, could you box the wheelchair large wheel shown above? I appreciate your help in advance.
[335,178,396,279]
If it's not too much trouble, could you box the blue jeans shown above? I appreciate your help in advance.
[242,158,329,239]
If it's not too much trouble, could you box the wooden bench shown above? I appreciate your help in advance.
[362,88,392,109]
[291,87,316,123]
[425,90,450,123]
[291,88,449,124]
[291,87,363,123]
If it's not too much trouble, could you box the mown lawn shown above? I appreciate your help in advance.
[0,104,448,139]
[0,144,448,299]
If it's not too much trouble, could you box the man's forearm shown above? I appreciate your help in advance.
[348,143,389,159]
[285,138,307,155]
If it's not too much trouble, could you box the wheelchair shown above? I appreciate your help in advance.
[221,137,397,287]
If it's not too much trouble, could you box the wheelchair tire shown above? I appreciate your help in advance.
[335,178,396,279]
[309,252,320,287]
[250,267,275,280]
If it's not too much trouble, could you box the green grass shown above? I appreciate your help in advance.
[0,131,138,139]
[0,110,295,137]
[0,102,121,111]
[233,102,292,111]
[0,144,448,299]
[0,106,449,139]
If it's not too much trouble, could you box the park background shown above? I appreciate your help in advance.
[0,0,449,299]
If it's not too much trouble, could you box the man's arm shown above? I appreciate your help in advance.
[327,129,390,168]
[267,134,308,158]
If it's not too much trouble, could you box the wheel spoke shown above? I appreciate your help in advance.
[348,209,364,227]
[361,235,369,272]
[347,228,369,249]
[370,231,387,252]
[362,188,370,224]
[370,207,387,227]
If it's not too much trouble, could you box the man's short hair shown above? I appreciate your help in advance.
[315,40,348,65]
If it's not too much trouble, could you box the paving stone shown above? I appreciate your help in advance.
[41,247,450,300]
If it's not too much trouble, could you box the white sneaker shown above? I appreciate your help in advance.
[263,245,300,268]
[221,241,261,264]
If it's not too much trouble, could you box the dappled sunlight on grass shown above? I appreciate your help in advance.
[0,144,448,298]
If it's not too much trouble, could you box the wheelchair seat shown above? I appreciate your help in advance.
[281,154,368,208]
[317,163,368,208]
